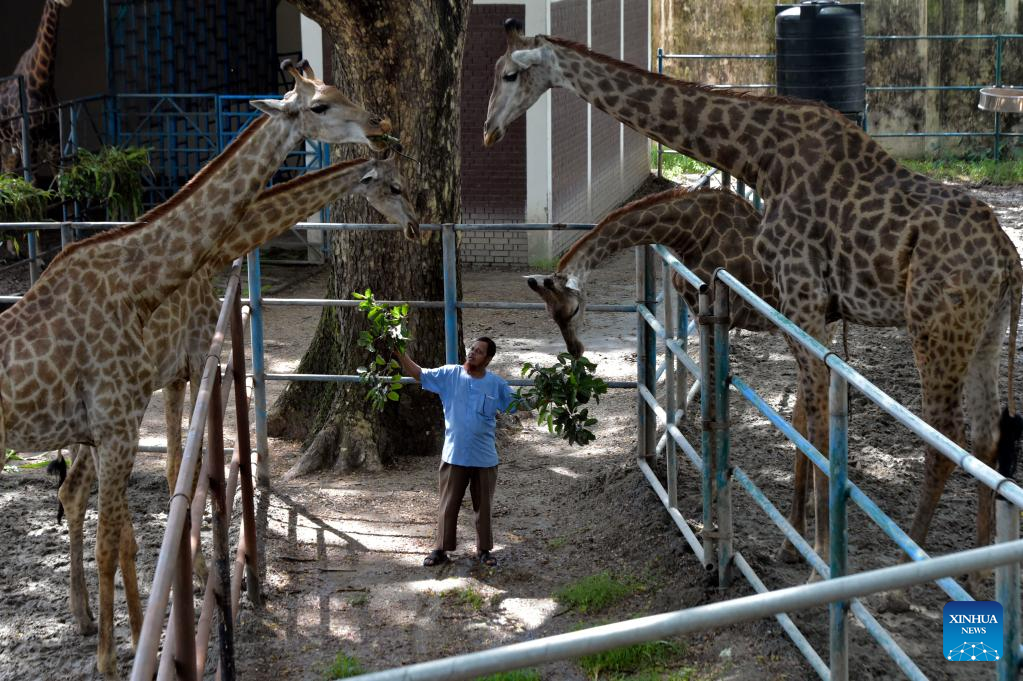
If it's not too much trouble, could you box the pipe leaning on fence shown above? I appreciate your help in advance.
[347,539,1023,681]
[131,265,244,681]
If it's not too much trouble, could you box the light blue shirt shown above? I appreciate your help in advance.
[420,364,515,467]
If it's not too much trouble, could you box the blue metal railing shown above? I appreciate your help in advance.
[656,33,1023,170]
[2,206,1023,678]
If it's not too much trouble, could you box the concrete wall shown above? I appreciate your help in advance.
[653,0,1023,158]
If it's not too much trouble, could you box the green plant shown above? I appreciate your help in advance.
[474,670,542,681]
[528,257,559,271]
[348,594,368,607]
[0,173,53,257]
[323,651,363,679]
[547,537,567,550]
[555,572,641,614]
[55,146,151,220]
[650,149,711,182]
[443,586,486,612]
[577,639,686,679]
[353,289,412,411]
[515,353,608,446]
[2,451,51,473]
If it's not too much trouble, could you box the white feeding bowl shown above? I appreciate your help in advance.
[978,87,1023,113]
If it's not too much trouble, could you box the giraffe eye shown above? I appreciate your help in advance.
[502,72,518,82]
[390,184,402,195]
[310,103,329,114]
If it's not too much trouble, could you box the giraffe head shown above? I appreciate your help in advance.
[526,272,586,357]
[52,0,72,7]
[352,153,420,239]
[251,60,392,149]
[483,18,561,147]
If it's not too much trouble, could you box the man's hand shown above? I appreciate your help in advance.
[396,350,423,382]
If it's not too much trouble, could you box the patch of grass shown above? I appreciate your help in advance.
[443,585,486,612]
[900,157,1023,185]
[547,537,567,550]
[473,670,542,681]
[348,594,368,607]
[323,651,363,679]
[650,149,711,183]
[555,572,642,614]
[577,638,687,679]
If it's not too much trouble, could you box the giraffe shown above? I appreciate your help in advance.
[0,0,72,176]
[54,152,419,638]
[526,186,813,552]
[485,19,1023,585]
[0,61,391,676]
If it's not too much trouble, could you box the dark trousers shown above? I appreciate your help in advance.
[435,461,498,553]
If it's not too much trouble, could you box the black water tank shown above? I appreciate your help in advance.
[775,1,865,116]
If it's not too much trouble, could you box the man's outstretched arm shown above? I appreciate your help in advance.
[396,351,423,382]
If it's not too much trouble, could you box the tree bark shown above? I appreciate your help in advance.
[272,0,469,475]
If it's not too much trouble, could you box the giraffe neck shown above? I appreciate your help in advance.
[213,158,371,269]
[545,37,797,195]
[53,115,302,314]
[558,189,718,280]
[17,0,62,89]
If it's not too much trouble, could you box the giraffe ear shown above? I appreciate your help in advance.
[250,98,288,116]
[510,48,547,70]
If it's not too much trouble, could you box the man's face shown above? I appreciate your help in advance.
[465,340,492,370]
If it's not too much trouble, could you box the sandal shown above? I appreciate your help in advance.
[423,549,449,567]
[478,550,497,567]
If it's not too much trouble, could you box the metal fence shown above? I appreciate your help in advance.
[2,199,1023,678]
[655,33,1023,174]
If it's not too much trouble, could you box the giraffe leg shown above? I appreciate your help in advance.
[796,345,831,580]
[777,386,810,563]
[118,516,143,650]
[962,301,1007,594]
[94,435,137,677]
[60,445,98,636]
[163,379,187,495]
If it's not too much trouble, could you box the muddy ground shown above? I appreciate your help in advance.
[2,179,1023,680]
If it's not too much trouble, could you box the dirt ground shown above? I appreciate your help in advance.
[2,179,1023,680]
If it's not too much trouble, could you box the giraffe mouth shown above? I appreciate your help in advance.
[483,128,503,148]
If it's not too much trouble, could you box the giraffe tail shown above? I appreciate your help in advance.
[46,454,67,524]
[997,274,1023,479]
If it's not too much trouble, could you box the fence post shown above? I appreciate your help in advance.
[828,368,849,681]
[172,513,198,681]
[712,275,732,588]
[247,249,270,488]
[657,48,664,179]
[663,260,677,508]
[231,283,262,607]
[994,36,1003,162]
[442,224,459,365]
[207,369,236,681]
[996,493,1020,679]
[697,285,716,576]
[636,245,656,463]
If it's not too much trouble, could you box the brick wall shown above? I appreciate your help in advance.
[551,0,589,257]
[622,0,651,188]
[459,4,528,268]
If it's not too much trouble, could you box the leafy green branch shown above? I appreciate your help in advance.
[353,289,411,411]
[515,353,608,446]
[55,146,152,221]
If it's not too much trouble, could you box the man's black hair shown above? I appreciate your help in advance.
[476,336,497,359]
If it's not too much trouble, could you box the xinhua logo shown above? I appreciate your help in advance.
[943,601,1003,661]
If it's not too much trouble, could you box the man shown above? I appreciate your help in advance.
[397,337,515,567]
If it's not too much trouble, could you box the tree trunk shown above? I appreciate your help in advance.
[271,0,469,475]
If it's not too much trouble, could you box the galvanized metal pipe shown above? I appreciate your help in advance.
[347,539,1023,681]
[731,375,971,602]
[698,287,716,571]
[637,458,704,562]
[247,249,270,488]
[996,499,1020,680]
[663,260,678,509]
[829,371,849,681]
[713,277,732,587]
[716,270,1023,510]
[442,225,458,365]
[637,384,703,472]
